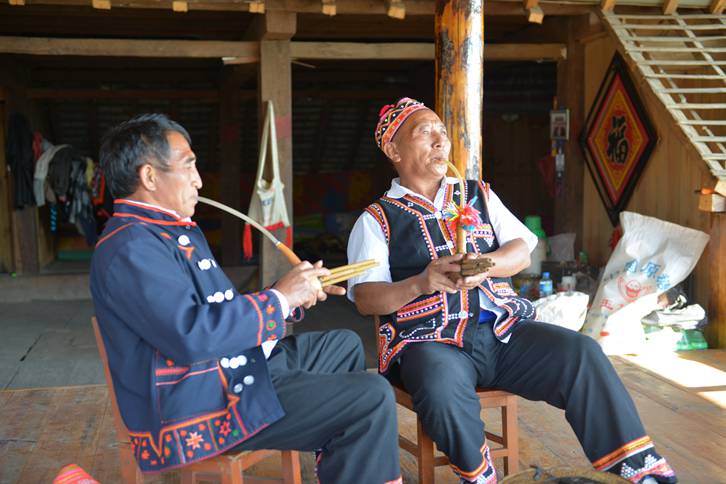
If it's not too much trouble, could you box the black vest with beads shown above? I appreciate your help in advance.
[365,180,535,374]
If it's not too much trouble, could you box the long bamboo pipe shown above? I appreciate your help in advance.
[198,196,301,266]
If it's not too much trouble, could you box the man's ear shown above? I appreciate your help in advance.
[137,164,157,192]
[382,142,400,163]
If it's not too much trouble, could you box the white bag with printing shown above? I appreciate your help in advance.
[243,100,292,259]
[581,211,709,355]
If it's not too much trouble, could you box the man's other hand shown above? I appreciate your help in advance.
[415,254,464,295]
[274,260,345,310]
[453,253,489,290]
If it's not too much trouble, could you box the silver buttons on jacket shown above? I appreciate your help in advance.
[198,259,212,270]
[206,288,234,304]
[177,235,191,246]
[220,354,248,370]
[243,375,255,386]
[233,383,243,393]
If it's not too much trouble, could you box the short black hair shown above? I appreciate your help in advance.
[99,113,191,198]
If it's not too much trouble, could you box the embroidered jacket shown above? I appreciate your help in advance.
[90,200,287,473]
[366,180,535,373]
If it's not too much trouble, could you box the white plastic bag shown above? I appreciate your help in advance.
[581,212,709,354]
[533,291,589,332]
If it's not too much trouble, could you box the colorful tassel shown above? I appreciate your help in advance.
[443,196,483,232]
[243,223,253,260]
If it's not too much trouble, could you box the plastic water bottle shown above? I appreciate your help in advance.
[539,272,554,298]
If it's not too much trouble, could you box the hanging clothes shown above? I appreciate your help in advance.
[5,112,35,208]
[34,144,69,206]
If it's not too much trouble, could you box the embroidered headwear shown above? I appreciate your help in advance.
[374,97,428,149]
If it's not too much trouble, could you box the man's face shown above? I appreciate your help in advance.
[388,108,451,180]
[152,130,202,218]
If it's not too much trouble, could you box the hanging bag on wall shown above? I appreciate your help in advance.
[243,100,292,259]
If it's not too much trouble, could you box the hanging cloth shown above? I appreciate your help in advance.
[243,100,292,259]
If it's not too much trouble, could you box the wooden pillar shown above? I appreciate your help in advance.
[435,0,484,180]
[554,15,587,243]
[706,213,726,349]
[0,58,42,274]
[218,66,244,266]
[0,93,14,273]
[258,12,296,287]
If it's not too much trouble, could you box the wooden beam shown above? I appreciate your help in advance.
[435,0,483,181]
[4,0,595,16]
[245,11,297,40]
[0,36,259,60]
[291,42,566,61]
[218,66,244,267]
[2,36,565,62]
[386,0,406,19]
[600,0,616,11]
[322,0,336,15]
[0,102,14,273]
[258,40,293,288]
[249,0,266,13]
[172,1,189,12]
[662,0,678,13]
[527,5,544,24]
[27,89,224,100]
[523,0,543,23]
[554,15,586,246]
[92,0,111,9]
[710,0,726,14]
[706,214,726,348]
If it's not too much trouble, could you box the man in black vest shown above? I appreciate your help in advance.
[346,98,677,484]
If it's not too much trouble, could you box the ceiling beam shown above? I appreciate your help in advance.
[1,36,566,62]
[600,0,616,11]
[1,0,595,16]
[710,0,726,14]
[290,41,566,61]
[662,0,678,13]
[0,36,259,60]
[523,0,544,23]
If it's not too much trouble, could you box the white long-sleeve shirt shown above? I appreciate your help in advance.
[346,177,537,337]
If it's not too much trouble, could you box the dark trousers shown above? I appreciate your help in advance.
[233,329,401,484]
[395,321,670,481]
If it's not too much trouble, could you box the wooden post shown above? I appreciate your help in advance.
[554,16,586,243]
[258,14,295,287]
[218,66,244,267]
[0,59,42,274]
[706,213,726,349]
[0,97,15,273]
[435,0,483,181]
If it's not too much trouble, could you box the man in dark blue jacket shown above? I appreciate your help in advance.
[90,114,402,483]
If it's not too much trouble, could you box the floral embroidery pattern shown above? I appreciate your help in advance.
[185,431,204,450]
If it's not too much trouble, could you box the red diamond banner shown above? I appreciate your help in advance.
[580,53,657,226]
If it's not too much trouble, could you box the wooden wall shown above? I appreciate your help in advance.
[581,35,723,347]
[484,111,553,227]
[0,57,56,274]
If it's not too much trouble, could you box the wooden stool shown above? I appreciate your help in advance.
[374,317,519,484]
[92,317,302,484]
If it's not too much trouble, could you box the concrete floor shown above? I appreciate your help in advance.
[0,290,376,391]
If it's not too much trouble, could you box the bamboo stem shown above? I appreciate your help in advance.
[326,260,378,276]
[197,196,301,265]
[445,160,468,254]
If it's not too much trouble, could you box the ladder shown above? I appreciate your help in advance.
[603,11,726,180]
